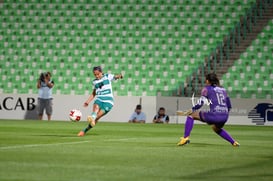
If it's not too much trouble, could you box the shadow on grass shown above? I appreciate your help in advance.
[173,157,273,180]
[175,142,217,148]
[190,142,216,147]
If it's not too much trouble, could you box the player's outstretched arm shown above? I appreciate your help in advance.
[84,89,96,107]
[114,73,123,80]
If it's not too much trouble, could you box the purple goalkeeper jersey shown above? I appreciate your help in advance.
[192,85,232,113]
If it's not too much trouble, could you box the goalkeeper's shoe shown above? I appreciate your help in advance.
[232,141,240,147]
[87,116,96,127]
[77,131,85,137]
[177,137,190,146]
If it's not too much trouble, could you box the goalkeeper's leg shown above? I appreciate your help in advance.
[201,112,240,147]
[177,116,194,146]
[177,111,202,146]
[212,124,240,147]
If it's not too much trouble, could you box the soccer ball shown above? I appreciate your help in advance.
[69,109,82,122]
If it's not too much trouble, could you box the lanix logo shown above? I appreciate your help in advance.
[190,93,212,107]
[248,103,273,125]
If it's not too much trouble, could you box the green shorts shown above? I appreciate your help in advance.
[94,100,113,114]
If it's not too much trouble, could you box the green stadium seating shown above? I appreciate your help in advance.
[0,0,256,96]
[222,19,273,99]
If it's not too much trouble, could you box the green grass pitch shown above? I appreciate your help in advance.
[0,120,273,181]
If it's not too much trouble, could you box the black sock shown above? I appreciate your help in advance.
[83,124,92,133]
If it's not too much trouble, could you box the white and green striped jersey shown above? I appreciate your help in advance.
[93,73,115,105]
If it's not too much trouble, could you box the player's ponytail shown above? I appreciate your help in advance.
[206,73,220,86]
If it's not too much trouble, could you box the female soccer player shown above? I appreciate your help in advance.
[78,66,123,136]
[177,73,240,147]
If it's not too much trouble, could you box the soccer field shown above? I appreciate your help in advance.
[0,120,273,181]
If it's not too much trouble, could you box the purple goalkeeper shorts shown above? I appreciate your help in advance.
[199,111,229,128]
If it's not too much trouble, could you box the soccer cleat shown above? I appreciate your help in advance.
[232,141,240,147]
[77,131,85,137]
[87,116,96,127]
[176,109,193,116]
[177,137,190,146]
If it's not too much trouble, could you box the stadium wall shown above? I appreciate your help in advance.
[0,94,272,126]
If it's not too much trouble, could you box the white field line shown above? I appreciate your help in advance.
[0,140,92,150]
[0,138,137,150]
[106,138,137,142]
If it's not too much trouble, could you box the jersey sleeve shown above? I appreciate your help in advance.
[192,87,207,111]
[201,87,208,97]
[92,80,96,89]
[107,73,115,81]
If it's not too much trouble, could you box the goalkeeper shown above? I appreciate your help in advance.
[177,73,240,147]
